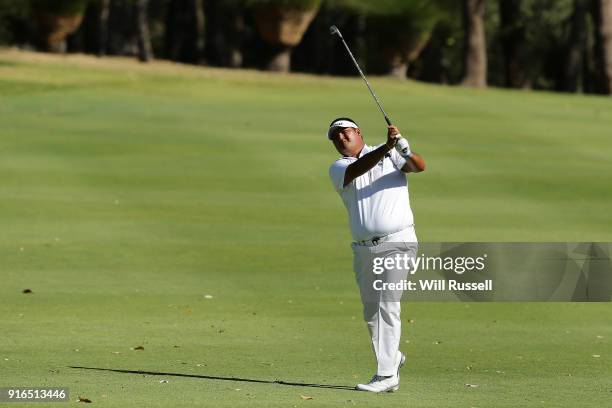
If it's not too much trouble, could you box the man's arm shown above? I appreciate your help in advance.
[343,144,392,187]
[401,152,426,173]
[343,129,398,187]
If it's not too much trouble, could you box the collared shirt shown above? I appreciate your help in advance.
[329,144,414,241]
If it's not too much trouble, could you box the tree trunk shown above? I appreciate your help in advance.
[165,0,206,64]
[385,33,431,79]
[388,58,408,79]
[593,0,612,94]
[563,0,589,92]
[266,47,292,71]
[253,5,320,72]
[499,0,526,88]
[98,0,110,56]
[204,0,244,67]
[462,0,488,87]
[134,0,153,62]
[106,0,137,56]
[602,0,612,93]
[164,0,177,59]
[225,11,244,67]
[194,0,206,64]
[34,13,84,53]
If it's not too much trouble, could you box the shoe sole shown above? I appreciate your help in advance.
[355,384,399,393]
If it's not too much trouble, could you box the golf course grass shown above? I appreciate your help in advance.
[1,49,611,407]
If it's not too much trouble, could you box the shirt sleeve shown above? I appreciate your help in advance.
[329,158,356,191]
[373,143,407,172]
[389,147,407,171]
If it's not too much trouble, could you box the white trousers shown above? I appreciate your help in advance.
[351,227,418,376]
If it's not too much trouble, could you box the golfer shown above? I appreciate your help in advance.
[327,117,425,393]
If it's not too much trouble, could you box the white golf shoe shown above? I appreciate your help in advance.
[356,352,406,393]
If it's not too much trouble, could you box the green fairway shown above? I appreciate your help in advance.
[1,50,611,407]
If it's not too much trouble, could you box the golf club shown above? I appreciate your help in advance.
[330,25,392,126]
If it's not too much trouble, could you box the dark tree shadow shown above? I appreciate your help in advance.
[68,366,357,391]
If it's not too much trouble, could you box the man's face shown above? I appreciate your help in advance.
[330,127,364,157]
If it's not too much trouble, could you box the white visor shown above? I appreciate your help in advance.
[327,119,358,139]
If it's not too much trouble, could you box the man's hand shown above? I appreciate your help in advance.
[387,125,412,158]
[386,125,426,173]
[395,138,412,158]
[386,125,401,148]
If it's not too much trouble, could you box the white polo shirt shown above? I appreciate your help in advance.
[329,144,415,242]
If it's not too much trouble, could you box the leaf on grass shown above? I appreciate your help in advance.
[22,289,32,294]
[465,384,479,388]
[300,395,313,400]
[132,346,145,351]
[78,396,92,403]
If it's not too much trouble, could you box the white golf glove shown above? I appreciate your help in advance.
[394,135,412,158]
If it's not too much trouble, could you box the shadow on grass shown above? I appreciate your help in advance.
[68,366,357,391]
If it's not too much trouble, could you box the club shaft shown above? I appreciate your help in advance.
[337,36,392,126]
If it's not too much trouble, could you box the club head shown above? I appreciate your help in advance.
[329,25,341,37]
